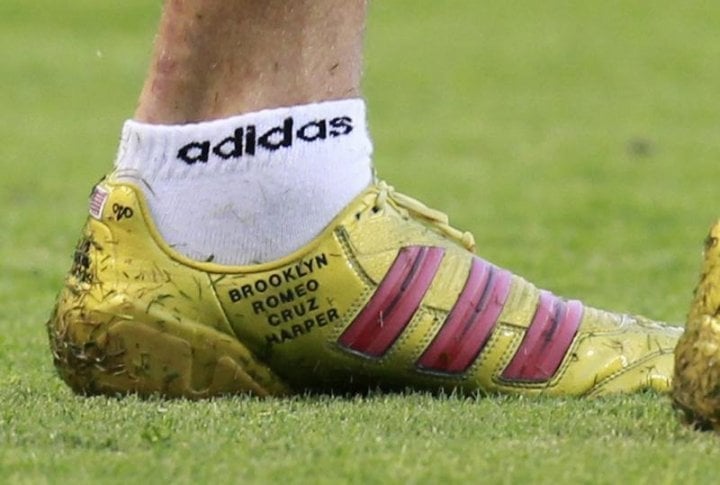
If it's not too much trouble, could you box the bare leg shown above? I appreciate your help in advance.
[135,0,367,124]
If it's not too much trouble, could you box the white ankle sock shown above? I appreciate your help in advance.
[114,99,373,265]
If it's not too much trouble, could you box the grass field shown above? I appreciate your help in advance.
[3,0,720,482]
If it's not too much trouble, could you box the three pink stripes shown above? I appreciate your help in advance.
[338,246,583,382]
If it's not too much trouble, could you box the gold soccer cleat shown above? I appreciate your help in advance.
[674,221,720,430]
[48,177,681,398]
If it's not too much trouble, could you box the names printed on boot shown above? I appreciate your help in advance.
[227,253,340,345]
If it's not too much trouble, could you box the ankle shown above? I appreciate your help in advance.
[114,99,373,265]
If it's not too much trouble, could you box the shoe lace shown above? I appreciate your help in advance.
[373,180,476,251]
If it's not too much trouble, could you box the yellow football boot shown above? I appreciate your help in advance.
[48,177,681,398]
[674,221,720,429]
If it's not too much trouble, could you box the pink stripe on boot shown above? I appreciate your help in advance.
[338,246,444,357]
[417,257,512,374]
[501,291,583,382]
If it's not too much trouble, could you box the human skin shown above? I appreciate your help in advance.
[134,0,368,124]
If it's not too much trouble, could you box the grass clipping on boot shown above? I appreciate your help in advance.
[674,221,720,430]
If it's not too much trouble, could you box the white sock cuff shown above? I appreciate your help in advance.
[114,98,372,180]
